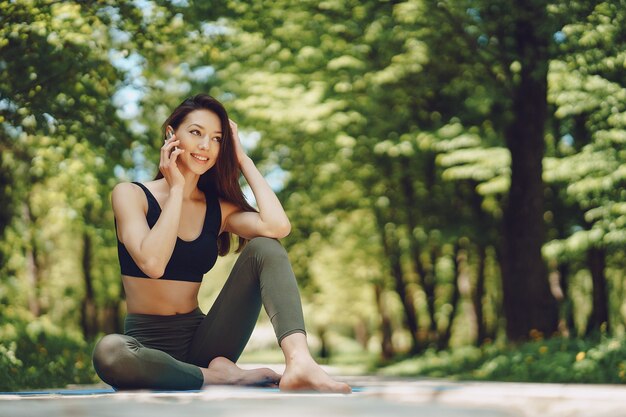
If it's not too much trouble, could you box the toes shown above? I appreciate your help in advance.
[256,367,280,381]
[267,370,282,381]
[338,383,352,394]
[259,369,281,385]
[246,377,277,387]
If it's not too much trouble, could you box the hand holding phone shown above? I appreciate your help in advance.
[160,126,185,188]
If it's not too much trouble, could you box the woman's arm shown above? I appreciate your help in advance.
[113,133,186,278]
[222,120,291,239]
[113,183,183,278]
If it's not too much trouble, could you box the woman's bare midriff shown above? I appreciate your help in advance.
[122,275,201,315]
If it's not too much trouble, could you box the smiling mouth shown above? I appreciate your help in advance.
[191,153,209,162]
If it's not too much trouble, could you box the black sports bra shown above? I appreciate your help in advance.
[116,182,221,282]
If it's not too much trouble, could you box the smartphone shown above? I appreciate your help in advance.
[166,127,178,150]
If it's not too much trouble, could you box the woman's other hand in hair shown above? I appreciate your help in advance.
[229,119,249,166]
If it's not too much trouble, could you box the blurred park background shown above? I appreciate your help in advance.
[1,0,626,391]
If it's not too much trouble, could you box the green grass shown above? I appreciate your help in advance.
[378,336,626,384]
[238,333,626,384]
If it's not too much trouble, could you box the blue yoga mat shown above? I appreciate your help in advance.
[1,387,363,396]
[0,388,117,396]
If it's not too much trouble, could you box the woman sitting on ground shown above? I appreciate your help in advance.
[92,94,351,393]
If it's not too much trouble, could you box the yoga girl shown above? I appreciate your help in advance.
[92,94,351,393]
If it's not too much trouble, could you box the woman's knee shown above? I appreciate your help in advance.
[244,237,287,259]
[92,334,135,380]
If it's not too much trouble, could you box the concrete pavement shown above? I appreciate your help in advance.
[2,374,626,417]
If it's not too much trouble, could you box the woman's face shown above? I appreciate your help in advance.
[174,109,223,175]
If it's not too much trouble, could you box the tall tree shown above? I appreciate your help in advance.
[497,0,559,340]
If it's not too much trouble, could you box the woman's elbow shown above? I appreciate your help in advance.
[139,258,165,279]
[259,220,291,239]
[273,221,291,239]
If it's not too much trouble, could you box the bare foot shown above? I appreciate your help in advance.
[201,357,281,387]
[279,355,352,393]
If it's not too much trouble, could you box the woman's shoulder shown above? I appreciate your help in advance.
[113,179,163,195]
[112,181,142,199]
[111,181,152,212]
[112,181,137,196]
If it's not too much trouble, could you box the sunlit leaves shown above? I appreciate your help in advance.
[546,0,626,258]
[0,0,141,332]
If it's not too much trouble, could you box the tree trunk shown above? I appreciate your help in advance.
[473,244,488,345]
[558,263,575,336]
[384,225,420,353]
[586,248,609,336]
[101,299,123,334]
[424,247,439,343]
[400,157,432,344]
[0,166,14,267]
[548,258,573,337]
[439,242,463,350]
[81,231,98,339]
[374,283,395,360]
[374,205,420,354]
[468,181,492,345]
[101,274,125,334]
[500,1,558,341]
[354,318,369,350]
[317,326,330,359]
[23,202,40,317]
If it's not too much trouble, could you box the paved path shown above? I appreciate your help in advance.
[2,374,626,417]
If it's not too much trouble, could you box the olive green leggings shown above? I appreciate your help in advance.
[92,237,306,390]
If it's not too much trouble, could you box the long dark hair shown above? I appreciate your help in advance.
[155,94,256,255]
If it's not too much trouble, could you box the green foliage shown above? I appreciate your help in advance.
[544,1,626,260]
[1,0,626,389]
[0,306,97,391]
[0,0,135,317]
[380,336,626,384]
